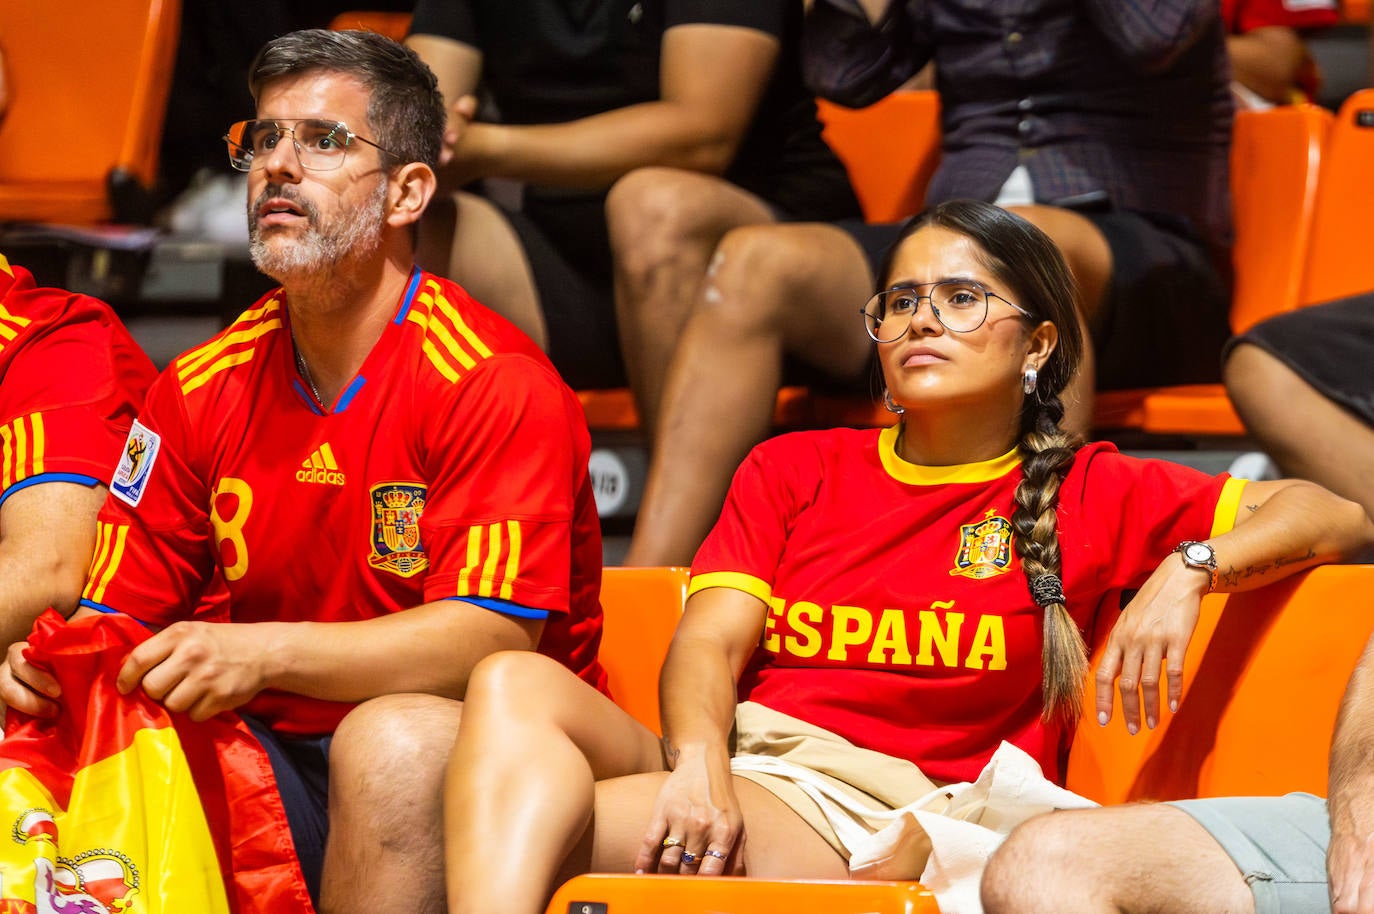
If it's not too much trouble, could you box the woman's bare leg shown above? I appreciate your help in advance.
[566,771,850,880]
[445,651,664,914]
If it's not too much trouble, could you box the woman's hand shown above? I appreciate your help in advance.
[635,743,745,876]
[1094,552,1210,734]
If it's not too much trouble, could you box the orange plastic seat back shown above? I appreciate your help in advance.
[1228,104,1331,333]
[816,92,941,225]
[1342,0,1369,22]
[546,873,939,914]
[327,10,413,40]
[1301,88,1374,305]
[1067,564,1374,804]
[597,567,689,734]
[0,0,180,224]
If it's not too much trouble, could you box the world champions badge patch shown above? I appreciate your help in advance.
[950,509,1014,579]
[369,482,429,578]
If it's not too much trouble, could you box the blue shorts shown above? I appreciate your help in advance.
[243,715,332,909]
[1168,793,1331,914]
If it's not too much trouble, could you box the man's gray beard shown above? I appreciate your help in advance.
[249,179,388,281]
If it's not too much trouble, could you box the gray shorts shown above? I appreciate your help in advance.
[1168,793,1331,914]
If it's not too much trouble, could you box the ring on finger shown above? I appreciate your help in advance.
[703,849,728,861]
[681,851,698,864]
[661,836,685,849]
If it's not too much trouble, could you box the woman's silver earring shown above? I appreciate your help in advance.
[1022,366,1038,396]
[883,388,905,415]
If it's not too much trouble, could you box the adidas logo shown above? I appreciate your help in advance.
[297,442,346,486]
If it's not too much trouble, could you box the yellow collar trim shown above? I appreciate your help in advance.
[878,425,1022,485]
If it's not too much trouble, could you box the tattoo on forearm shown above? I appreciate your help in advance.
[1220,550,1317,587]
[1275,549,1317,568]
[1245,503,1259,513]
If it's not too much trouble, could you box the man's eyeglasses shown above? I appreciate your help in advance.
[223,119,397,172]
[861,279,1036,342]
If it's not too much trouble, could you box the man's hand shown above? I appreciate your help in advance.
[1330,826,1374,913]
[117,621,269,721]
[0,640,61,718]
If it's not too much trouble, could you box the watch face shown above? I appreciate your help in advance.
[1184,543,1213,564]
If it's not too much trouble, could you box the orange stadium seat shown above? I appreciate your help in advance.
[816,92,941,225]
[0,0,181,224]
[547,873,940,914]
[1340,0,1369,22]
[1069,563,1374,803]
[327,10,413,40]
[574,563,1374,912]
[1299,88,1374,306]
[597,566,688,734]
[1092,103,1331,436]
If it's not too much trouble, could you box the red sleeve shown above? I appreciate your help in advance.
[80,370,217,626]
[0,296,155,500]
[689,436,810,595]
[1066,446,1242,594]
[1227,0,1339,32]
[419,354,590,613]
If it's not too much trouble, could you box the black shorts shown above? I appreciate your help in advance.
[503,189,626,390]
[1226,292,1374,426]
[244,715,331,910]
[835,209,1233,391]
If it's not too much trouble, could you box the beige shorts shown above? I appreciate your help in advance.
[729,701,943,858]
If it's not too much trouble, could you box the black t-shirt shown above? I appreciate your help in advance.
[409,0,859,221]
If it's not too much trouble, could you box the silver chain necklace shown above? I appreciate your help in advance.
[294,344,324,404]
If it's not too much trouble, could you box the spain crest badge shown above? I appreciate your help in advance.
[369,482,429,578]
[950,509,1014,579]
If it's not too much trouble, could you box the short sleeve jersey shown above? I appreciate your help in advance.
[408,0,859,221]
[82,270,606,736]
[689,427,1246,784]
[0,253,156,505]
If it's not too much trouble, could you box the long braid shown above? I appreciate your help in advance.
[1011,392,1086,722]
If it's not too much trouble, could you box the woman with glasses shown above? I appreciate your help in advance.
[440,200,1374,914]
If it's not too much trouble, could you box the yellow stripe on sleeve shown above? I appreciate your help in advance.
[29,413,43,477]
[460,526,483,595]
[1210,476,1250,538]
[479,523,503,598]
[0,424,12,491]
[685,571,774,605]
[500,520,522,600]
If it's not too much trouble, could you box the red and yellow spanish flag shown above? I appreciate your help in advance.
[0,611,312,913]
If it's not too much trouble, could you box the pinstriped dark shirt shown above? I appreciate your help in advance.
[804,0,1234,251]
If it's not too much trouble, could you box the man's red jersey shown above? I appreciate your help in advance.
[83,270,605,735]
[0,253,155,503]
[689,427,1245,784]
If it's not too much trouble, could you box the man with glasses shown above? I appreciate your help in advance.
[0,29,605,914]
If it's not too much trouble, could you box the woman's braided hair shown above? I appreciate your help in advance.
[878,200,1088,721]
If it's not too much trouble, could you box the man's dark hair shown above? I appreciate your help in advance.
[249,28,445,170]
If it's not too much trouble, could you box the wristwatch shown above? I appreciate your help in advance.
[1175,541,1218,592]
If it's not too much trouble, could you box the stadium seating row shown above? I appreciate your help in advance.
[573,562,1374,913]
[579,89,1374,443]
[3,1,1370,446]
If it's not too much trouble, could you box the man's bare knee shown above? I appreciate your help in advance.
[331,693,462,814]
[606,168,720,268]
[983,810,1090,913]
